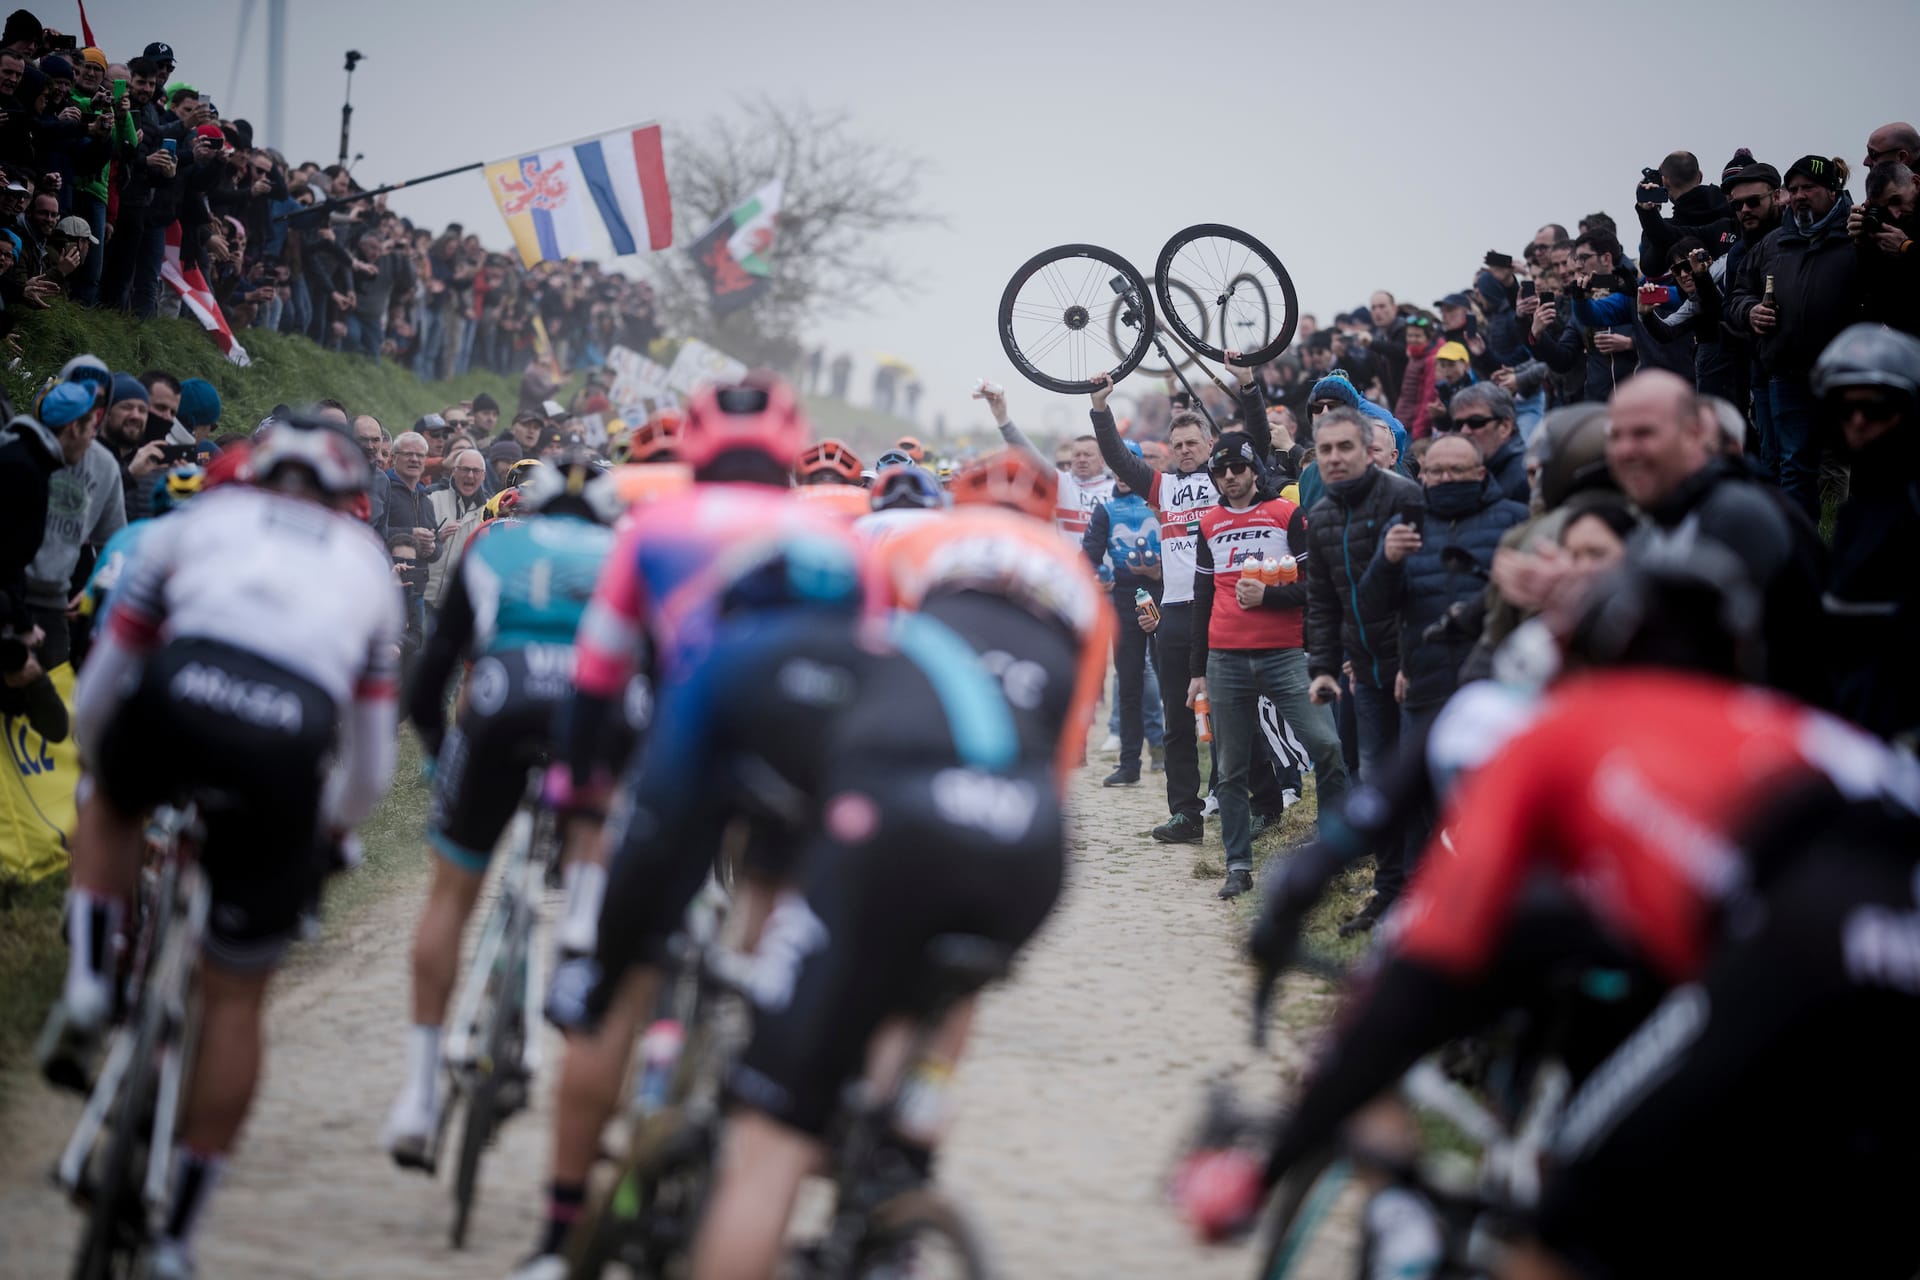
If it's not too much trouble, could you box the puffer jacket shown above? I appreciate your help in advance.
[1356,479,1527,709]
[1725,196,1865,376]
[1304,464,1425,690]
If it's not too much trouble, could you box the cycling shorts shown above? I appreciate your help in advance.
[94,638,336,974]
[730,762,1064,1137]
[430,644,574,871]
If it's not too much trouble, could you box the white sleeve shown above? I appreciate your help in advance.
[321,557,405,829]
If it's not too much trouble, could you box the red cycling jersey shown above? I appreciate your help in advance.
[1395,670,1917,983]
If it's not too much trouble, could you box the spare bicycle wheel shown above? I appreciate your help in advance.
[999,243,1155,395]
[1113,277,1206,377]
[1155,223,1299,366]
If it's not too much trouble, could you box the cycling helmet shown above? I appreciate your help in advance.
[1560,541,1765,682]
[870,464,943,512]
[506,457,543,487]
[895,435,926,463]
[150,462,204,515]
[796,437,864,485]
[715,533,864,619]
[251,417,372,497]
[873,448,914,471]
[628,408,685,463]
[1811,324,1920,407]
[517,449,626,524]
[679,373,810,472]
[1534,404,1615,511]
[483,486,523,522]
[948,448,1056,522]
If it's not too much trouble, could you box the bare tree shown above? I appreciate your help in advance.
[646,99,938,370]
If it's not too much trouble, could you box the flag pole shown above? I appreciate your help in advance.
[273,160,488,223]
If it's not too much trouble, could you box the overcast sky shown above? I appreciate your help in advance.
[90,0,1916,439]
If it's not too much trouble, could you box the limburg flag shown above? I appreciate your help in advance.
[689,179,781,316]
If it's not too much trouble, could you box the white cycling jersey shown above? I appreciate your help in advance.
[110,486,404,708]
[852,507,939,548]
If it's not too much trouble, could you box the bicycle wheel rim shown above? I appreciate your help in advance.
[451,925,522,1248]
[1258,1149,1360,1279]
[72,1001,165,1280]
[1155,223,1299,366]
[998,243,1155,395]
[853,1188,991,1280]
[1116,278,1206,377]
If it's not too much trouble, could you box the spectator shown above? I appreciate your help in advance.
[387,529,427,660]
[1533,230,1640,403]
[25,381,124,666]
[1696,157,1785,447]
[350,413,388,531]
[1725,154,1863,519]
[173,377,221,456]
[1864,121,1919,172]
[1852,161,1919,338]
[1447,383,1530,503]
[1303,406,1424,925]
[1393,314,1441,438]
[0,380,96,730]
[16,188,53,272]
[385,430,448,569]
[139,370,182,441]
[1081,442,1164,787]
[1472,253,1529,368]
[485,438,521,492]
[424,447,489,608]
[1633,149,1735,271]
[99,370,165,522]
[470,392,500,441]
[506,409,543,456]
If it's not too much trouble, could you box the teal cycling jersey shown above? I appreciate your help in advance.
[459,515,615,654]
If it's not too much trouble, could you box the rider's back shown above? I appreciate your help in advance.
[461,514,614,653]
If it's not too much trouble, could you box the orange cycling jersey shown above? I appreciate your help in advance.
[879,506,1113,786]
[609,462,694,511]
[792,482,873,521]
[1394,670,1919,983]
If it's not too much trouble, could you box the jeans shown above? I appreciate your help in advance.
[1766,373,1820,522]
[1208,648,1348,872]
[284,277,313,337]
[128,221,169,318]
[1382,701,1445,903]
[69,192,107,305]
[1349,678,1401,787]
[252,293,282,334]
[452,317,477,376]
[350,311,384,360]
[1154,603,1205,821]
[416,305,444,379]
[1107,590,1164,772]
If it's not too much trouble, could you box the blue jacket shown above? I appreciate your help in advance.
[1473,268,1530,368]
[1307,374,1410,473]
[1356,479,1528,709]
[1082,490,1161,597]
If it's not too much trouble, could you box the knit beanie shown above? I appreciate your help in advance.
[109,372,148,406]
[175,377,223,430]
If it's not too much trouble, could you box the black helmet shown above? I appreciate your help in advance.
[1534,404,1615,510]
[1811,324,1920,407]
[1562,541,1764,682]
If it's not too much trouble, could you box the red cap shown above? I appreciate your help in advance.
[195,124,225,140]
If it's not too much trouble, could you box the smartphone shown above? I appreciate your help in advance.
[1519,279,1536,299]
[1637,284,1669,308]
[160,138,176,156]
[1587,273,1620,293]
[112,78,127,101]
[158,443,196,465]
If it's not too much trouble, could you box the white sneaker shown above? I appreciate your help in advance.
[1201,792,1220,818]
[1099,733,1121,753]
[148,1239,196,1280]
[507,1253,568,1280]
[382,1087,439,1173]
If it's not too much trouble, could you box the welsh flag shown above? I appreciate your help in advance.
[161,223,250,366]
[688,179,781,317]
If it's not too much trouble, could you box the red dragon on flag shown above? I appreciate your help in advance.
[497,157,570,216]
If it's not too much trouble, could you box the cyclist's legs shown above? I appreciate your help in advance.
[180,962,274,1153]
[409,858,487,1024]
[691,1112,821,1280]
[549,967,655,1185]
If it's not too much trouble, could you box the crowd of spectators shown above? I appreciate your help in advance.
[0,11,664,376]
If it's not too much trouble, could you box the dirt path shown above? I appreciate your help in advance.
[0,750,1324,1278]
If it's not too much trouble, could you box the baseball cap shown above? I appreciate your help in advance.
[1722,161,1781,193]
[1434,292,1472,310]
[54,215,96,244]
[144,42,176,65]
[540,399,567,418]
[59,353,111,388]
[3,178,28,194]
[38,381,96,429]
[413,413,448,434]
[1436,341,1471,364]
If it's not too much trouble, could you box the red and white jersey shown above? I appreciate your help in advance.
[1054,469,1114,544]
[1196,496,1306,651]
[1145,468,1220,606]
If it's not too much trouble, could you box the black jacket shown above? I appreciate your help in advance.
[1857,209,1920,341]
[1635,457,1828,707]
[0,415,65,630]
[1530,307,1637,404]
[1635,182,1736,271]
[1304,465,1425,690]
[1824,431,1920,740]
[1726,200,1866,376]
[1484,431,1529,505]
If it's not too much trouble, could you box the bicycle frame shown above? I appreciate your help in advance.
[441,807,544,1077]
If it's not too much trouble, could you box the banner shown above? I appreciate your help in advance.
[0,663,78,883]
[663,338,748,396]
[485,123,673,269]
[606,344,671,418]
[687,179,781,316]
[162,223,249,366]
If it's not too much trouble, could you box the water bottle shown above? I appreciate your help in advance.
[633,1019,684,1114]
[1275,554,1298,584]
[1136,535,1158,568]
[1135,587,1159,628]
[1194,694,1212,744]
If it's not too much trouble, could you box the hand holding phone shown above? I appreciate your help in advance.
[1637,284,1668,308]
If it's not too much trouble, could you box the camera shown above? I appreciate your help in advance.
[1860,205,1886,235]
[1639,166,1669,205]
[394,559,428,590]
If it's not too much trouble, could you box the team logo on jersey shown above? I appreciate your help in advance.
[171,663,304,733]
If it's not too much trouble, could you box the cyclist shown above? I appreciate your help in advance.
[794,436,864,486]
[619,406,683,464]
[688,452,1110,1280]
[1231,547,1920,1234]
[851,462,945,546]
[382,452,626,1169]
[46,416,402,1280]
[75,463,205,625]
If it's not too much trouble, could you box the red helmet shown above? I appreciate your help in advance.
[627,408,685,463]
[895,435,926,463]
[796,437,864,484]
[949,448,1055,522]
[679,374,810,472]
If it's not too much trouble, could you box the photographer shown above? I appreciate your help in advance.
[1633,150,1735,271]
[387,530,428,664]
[1530,230,1639,403]
[64,47,130,303]
[348,209,415,361]
[1851,161,1919,338]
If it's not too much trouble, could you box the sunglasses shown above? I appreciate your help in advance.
[1452,414,1501,431]
[1831,395,1901,421]
[1730,193,1771,210]
[1310,401,1339,415]
[1211,460,1252,476]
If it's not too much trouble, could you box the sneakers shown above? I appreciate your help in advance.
[1250,811,1280,839]
[1148,746,1165,773]
[1099,732,1122,753]
[1103,767,1140,788]
[147,1239,196,1280]
[35,997,105,1094]
[508,1253,568,1280]
[1339,895,1390,938]
[1151,812,1205,844]
[1218,868,1254,899]
[1201,792,1220,818]
[382,1088,440,1174]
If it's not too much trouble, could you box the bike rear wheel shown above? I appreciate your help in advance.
[1154,224,1299,366]
[1113,277,1205,377]
[1257,1147,1364,1279]
[567,1109,715,1279]
[451,905,527,1248]
[998,243,1155,395]
[70,982,166,1279]
[848,1188,991,1280]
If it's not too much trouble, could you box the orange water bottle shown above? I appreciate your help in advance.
[1257,555,1282,588]
[1194,694,1212,743]
[1276,554,1299,584]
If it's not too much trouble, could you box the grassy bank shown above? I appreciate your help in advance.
[8,301,532,431]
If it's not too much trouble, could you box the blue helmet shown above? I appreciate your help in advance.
[870,464,943,512]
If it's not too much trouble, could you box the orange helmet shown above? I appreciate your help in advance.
[895,435,926,463]
[796,437,864,485]
[680,374,811,472]
[627,408,685,463]
[949,448,1055,522]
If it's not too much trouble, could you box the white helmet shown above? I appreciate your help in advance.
[251,418,372,496]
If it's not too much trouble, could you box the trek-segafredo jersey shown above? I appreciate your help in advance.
[1144,468,1219,606]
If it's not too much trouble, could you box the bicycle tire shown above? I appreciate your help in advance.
[850,1188,992,1279]
[70,963,167,1280]
[1222,271,1273,362]
[566,1109,713,1279]
[1154,224,1299,366]
[998,243,1155,395]
[1112,278,1205,377]
[450,909,524,1248]
[1256,1147,1358,1280]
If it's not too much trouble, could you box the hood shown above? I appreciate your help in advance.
[4,413,63,469]
[1671,182,1733,226]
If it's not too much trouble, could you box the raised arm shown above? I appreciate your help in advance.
[1085,373,1157,495]
[975,381,1050,470]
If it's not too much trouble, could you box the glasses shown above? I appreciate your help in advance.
[443,418,472,429]
[1452,414,1501,431]
[1211,461,1252,476]
[1833,395,1901,421]
[1311,401,1339,415]
[451,465,485,476]
[1730,193,1771,211]
[1424,466,1482,481]
[395,449,426,461]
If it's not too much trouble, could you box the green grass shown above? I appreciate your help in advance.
[8,301,535,433]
